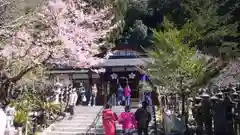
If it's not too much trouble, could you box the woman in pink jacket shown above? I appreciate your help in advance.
[102,104,118,135]
[118,106,136,134]
[124,85,131,106]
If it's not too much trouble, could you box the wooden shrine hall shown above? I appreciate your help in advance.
[97,48,151,99]
[46,47,158,105]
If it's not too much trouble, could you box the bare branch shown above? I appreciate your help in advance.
[17,44,35,59]
[9,51,53,82]
[1,15,27,28]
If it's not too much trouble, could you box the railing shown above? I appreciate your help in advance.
[85,94,115,135]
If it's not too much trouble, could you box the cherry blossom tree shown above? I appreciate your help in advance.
[0,0,118,103]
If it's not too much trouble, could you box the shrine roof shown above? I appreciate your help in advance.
[46,63,89,70]
[97,58,152,67]
[111,46,145,52]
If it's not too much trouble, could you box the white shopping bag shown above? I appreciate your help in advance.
[82,95,87,102]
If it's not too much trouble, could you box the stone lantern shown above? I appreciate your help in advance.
[5,105,15,128]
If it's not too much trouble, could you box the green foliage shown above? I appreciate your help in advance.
[129,20,148,40]
[112,0,130,21]
[10,87,61,128]
[145,0,240,91]
[14,110,28,126]
[34,99,61,114]
[139,81,153,92]
[14,109,28,126]
[116,0,153,49]
[116,0,240,58]
[125,0,149,26]
[148,24,207,90]
[121,20,148,48]
[166,0,240,58]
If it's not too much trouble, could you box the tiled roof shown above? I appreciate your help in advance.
[97,58,152,67]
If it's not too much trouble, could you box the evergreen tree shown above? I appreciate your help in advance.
[148,21,207,90]
[116,0,240,58]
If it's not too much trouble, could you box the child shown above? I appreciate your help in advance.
[118,106,136,135]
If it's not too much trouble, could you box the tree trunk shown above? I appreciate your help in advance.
[0,53,52,104]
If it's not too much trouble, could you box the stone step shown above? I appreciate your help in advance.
[66,108,102,111]
[44,131,84,135]
[63,113,98,117]
[51,126,145,133]
[96,123,155,129]
[53,123,90,128]
[42,106,157,135]
[90,128,154,135]
[91,129,129,134]
[51,127,89,132]
[73,106,102,111]
[62,115,96,119]
[65,111,99,114]
[60,119,95,123]
[111,109,131,111]
[95,124,122,129]
[97,120,155,124]
[45,130,153,135]
[75,106,102,108]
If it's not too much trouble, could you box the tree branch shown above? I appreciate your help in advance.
[9,51,53,82]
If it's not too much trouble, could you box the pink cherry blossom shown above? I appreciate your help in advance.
[1,0,117,69]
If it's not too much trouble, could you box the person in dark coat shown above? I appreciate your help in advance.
[134,101,151,135]
[117,85,124,106]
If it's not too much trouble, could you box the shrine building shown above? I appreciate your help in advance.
[46,47,154,105]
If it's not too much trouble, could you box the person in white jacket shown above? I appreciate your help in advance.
[0,104,6,135]
[89,84,97,106]
[68,88,78,118]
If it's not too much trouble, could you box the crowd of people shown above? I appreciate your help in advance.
[66,83,97,118]
[116,85,131,106]
[74,83,97,106]
[102,101,152,135]
[116,84,152,107]
[67,83,154,134]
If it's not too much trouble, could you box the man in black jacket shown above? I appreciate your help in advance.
[135,101,151,135]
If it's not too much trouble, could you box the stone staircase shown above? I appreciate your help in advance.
[41,106,102,135]
[41,99,156,135]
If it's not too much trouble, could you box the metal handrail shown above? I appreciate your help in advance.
[85,106,104,135]
[85,94,115,135]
